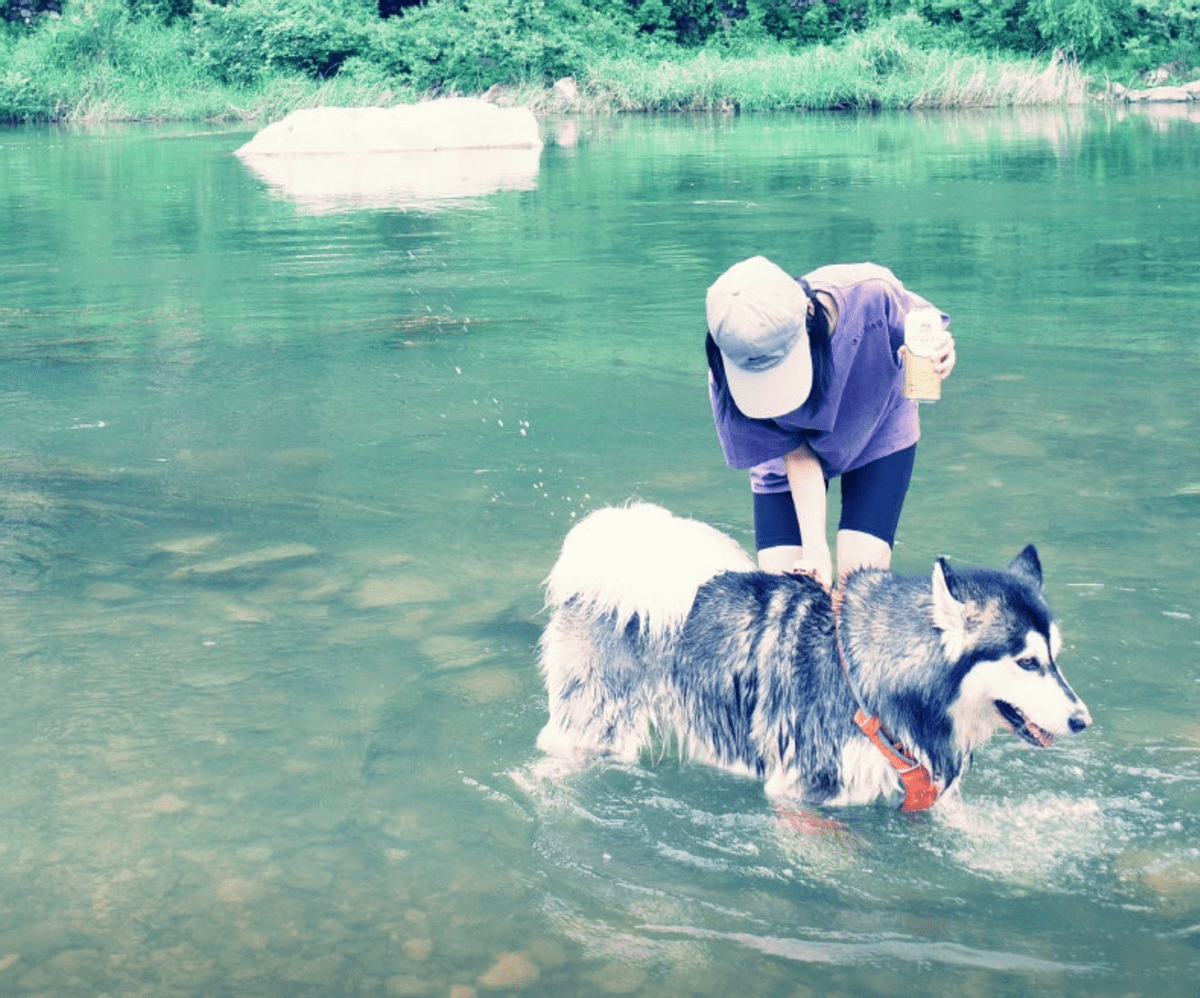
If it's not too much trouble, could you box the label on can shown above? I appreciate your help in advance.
[903,308,943,402]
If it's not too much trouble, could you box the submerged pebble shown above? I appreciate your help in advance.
[591,963,646,994]
[421,635,493,670]
[403,938,434,961]
[450,668,520,704]
[387,975,430,996]
[170,543,317,579]
[477,952,540,989]
[154,534,222,555]
[224,603,274,623]
[85,581,141,602]
[215,876,261,906]
[354,576,450,608]
[151,793,188,814]
[1117,848,1200,907]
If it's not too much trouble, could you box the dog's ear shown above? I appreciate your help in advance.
[933,558,977,660]
[931,557,966,643]
[1007,544,1043,590]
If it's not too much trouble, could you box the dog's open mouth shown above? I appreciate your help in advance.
[995,700,1055,747]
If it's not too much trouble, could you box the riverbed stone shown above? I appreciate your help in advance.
[387,975,431,996]
[154,533,222,555]
[449,667,520,704]
[1126,85,1193,102]
[215,876,261,905]
[552,76,580,105]
[591,962,646,994]
[477,952,540,988]
[170,543,317,579]
[85,581,141,602]
[354,576,450,608]
[151,792,188,814]
[403,937,434,961]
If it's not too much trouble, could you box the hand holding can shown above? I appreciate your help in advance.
[902,307,947,402]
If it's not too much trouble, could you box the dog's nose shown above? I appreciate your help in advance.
[1069,709,1091,733]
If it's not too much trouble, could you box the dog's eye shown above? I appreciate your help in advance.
[1016,656,1041,672]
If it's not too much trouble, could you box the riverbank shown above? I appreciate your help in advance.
[0,11,1103,125]
[0,46,1095,125]
[6,2,1200,125]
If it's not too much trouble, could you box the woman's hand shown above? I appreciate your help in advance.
[791,545,833,591]
[931,328,956,379]
[899,327,956,380]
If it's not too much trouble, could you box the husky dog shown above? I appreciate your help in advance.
[536,503,1090,810]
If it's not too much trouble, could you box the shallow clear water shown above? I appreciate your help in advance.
[1,104,1198,997]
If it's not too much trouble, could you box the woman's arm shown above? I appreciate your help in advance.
[784,442,832,588]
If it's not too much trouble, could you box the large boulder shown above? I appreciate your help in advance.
[236,99,543,155]
[235,99,543,213]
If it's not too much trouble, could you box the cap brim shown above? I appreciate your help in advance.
[724,337,813,420]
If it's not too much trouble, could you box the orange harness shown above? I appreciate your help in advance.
[852,708,940,812]
[830,587,940,813]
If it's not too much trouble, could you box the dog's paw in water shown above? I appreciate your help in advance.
[775,807,859,843]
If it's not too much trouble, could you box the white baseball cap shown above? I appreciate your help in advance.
[706,256,812,419]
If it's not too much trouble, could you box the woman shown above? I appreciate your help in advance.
[705,255,956,588]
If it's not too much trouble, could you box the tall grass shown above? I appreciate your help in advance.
[580,31,1088,113]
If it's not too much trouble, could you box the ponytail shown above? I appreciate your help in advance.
[798,278,833,411]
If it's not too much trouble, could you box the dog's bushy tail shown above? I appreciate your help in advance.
[544,502,755,634]
[538,502,755,764]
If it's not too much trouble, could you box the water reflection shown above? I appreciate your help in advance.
[237,147,544,215]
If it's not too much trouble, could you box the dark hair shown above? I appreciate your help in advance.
[798,277,833,411]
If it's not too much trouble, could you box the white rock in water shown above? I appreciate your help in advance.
[1126,85,1193,102]
[235,100,543,213]
[237,99,542,155]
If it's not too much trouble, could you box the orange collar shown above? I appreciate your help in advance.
[831,587,940,812]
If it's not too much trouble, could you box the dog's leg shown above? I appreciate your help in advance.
[774,806,857,844]
[537,608,656,765]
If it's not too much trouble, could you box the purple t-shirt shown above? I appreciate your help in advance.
[707,263,945,493]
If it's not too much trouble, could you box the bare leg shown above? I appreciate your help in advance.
[757,544,802,574]
[836,529,892,582]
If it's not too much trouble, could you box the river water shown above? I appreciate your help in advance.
[1,104,1198,997]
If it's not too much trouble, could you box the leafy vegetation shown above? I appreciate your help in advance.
[1,0,1197,122]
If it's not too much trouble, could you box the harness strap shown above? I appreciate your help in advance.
[827,582,940,813]
[853,709,940,812]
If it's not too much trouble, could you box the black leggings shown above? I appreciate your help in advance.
[752,444,917,551]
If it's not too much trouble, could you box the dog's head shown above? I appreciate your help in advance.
[935,546,1092,752]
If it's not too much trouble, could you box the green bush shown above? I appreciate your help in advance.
[1122,0,1200,70]
[1021,0,1131,56]
[907,0,1190,62]
[191,0,373,85]
[367,0,633,90]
